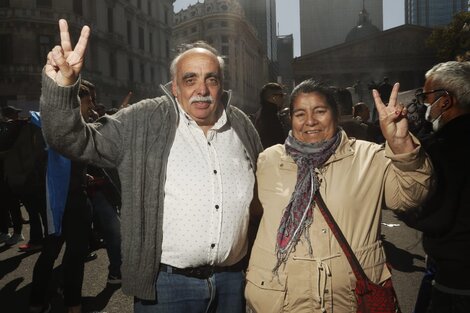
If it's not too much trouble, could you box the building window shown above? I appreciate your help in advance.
[164,7,169,24]
[127,20,132,45]
[150,67,155,82]
[221,35,228,43]
[191,26,197,33]
[38,35,53,64]
[207,22,213,29]
[221,46,229,56]
[36,0,51,8]
[140,63,145,82]
[0,0,10,7]
[138,27,144,50]
[73,0,83,15]
[148,1,151,16]
[107,7,114,33]
[165,40,170,58]
[0,34,12,65]
[137,0,141,10]
[109,52,116,78]
[128,59,134,81]
[149,32,153,53]
[221,21,228,27]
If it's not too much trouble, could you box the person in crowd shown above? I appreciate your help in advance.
[378,76,393,104]
[87,163,122,285]
[254,82,288,148]
[79,79,99,122]
[405,95,433,142]
[0,105,27,246]
[40,19,262,312]
[28,83,94,313]
[3,111,48,252]
[405,61,470,313]
[94,103,106,117]
[335,87,369,140]
[353,101,383,143]
[245,79,432,312]
[352,101,370,122]
[82,83,123,285]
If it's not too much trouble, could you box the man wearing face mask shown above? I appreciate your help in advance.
[409,61,470,313]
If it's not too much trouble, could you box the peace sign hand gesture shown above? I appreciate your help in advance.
[45,19,90,86]
[373,82,417,154]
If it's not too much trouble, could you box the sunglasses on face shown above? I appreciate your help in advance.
[414,88,450,106]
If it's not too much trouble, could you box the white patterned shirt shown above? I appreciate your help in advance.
[160,103,255,268]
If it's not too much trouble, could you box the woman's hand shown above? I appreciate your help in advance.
[373,83,417,154]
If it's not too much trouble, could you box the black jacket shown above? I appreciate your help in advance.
[413,113,470,289]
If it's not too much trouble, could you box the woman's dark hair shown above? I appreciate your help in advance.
[289,79,339,121]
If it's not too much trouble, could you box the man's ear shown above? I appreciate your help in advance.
[171,81,178,98]
[442,94,454,109]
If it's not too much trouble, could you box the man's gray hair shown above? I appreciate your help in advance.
[425,61,470,110]
[170,41,225,82]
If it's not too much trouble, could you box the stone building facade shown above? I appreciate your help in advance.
[293,24,439,116]
[0,0,174,113]
[173,0,269,114]
[300,0,383,54]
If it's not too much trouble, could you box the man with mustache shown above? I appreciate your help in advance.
[39,19,262,313]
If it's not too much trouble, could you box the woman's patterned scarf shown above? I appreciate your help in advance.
[273,130,341,274]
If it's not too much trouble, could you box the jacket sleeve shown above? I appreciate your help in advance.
[40,72,125,168]
[382,133,433,211]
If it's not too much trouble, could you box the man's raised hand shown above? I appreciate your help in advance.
[44,19,90,86]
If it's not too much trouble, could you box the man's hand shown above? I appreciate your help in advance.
[373,83,416,154]
[120,91,133,109]
[44,19,90,86]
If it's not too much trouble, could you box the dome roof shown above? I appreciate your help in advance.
[345,8,380,42]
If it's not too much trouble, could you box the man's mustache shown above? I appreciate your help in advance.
[190,96,213,104]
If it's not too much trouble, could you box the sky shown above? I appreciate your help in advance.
[173,0,405,57]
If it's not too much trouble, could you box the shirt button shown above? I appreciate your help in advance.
[213,170,217,174]
[208,142,211,146]
[215,205,219,210]
[322,229,327,234]
[211,243,215,248]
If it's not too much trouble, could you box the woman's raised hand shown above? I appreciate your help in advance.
[373,83,416,154]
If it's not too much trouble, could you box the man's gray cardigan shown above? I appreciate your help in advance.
[40,73,263,300]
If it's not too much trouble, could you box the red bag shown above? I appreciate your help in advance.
[355,278,401,313]
[314,193,401,313]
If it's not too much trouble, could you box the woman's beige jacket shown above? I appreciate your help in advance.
[246,131,432,313]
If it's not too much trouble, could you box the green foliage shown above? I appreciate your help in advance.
[426,12,470,61]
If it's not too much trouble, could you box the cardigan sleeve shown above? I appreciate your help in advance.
[40,71,126,168]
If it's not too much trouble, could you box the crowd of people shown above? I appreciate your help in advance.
[1,18,469,313]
